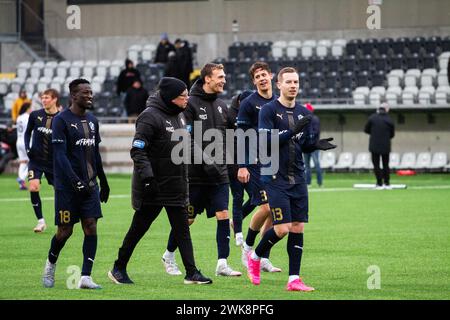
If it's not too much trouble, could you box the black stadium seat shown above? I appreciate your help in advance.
[375,54,389,72]
[371,70,386,86]
[325,71,339,89]
[390,53,404,70]
[340,71,354,89]
[310,72,323,89]
[357,54,373,72]
[346,39,361,56]
[361,38,377,56]
[422,52,437,69]
[356,70,370,87]
[424,36,441,54]
[392,37,408,55]
[377,38,393,56]
[406,53,420,69]
[326,56,340,72]
[343,55,357,72]
[408,37,425,55]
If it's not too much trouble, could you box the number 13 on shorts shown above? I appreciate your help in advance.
[271,207,283,222]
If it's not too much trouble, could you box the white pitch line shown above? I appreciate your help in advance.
[0,185,449,202]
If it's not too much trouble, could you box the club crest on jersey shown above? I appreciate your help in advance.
[276,113,283,120]
[298,114,305,120]
[89,121,95,131]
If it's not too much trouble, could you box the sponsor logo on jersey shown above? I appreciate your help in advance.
[75,138,95,146]
[37,127,52,135]
[276,113,283,120]
[37,116,43,122]
[255,105,261,110]
[199,114,207,120]
[166,126,175,133]
[132,139,145,149]
[166,120,172,126]
[71,123,78,130]
[200,107,207,113]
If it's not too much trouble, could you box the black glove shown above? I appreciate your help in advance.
[292,115,312,135]
[315,137,337,151]
[143,178,159,198]
[99,179,110,203]
[204,163,221,177]
[73,180,92,197]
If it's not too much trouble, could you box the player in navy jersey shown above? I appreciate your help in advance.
[236,62,281,273]
[42,79,110,289]
[25,89,60,233]
[246,67,336,291]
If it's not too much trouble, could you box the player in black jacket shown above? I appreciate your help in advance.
[109,77,212,285]
[162,63,242,277]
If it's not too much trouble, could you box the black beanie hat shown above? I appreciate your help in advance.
[159,77,187,104]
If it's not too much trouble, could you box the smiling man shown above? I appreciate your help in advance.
[162,63,242,277]
[41,79,110,290]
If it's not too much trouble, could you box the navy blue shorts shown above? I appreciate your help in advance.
[28,161,54,186]
[264,182,309,225]
[54,186,102,225]
[246,166,268,206]
[188,184,229,219]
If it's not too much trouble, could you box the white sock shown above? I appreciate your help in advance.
[243,243,252,251]
[163,250,175,260]
[217,258,227,266]
[236,232,243,238]
[38,218,45,224]
[251,252,260,261]
[289,275,299,282]
[261,258,269,263]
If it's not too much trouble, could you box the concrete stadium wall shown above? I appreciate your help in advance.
[43,0,450,64]
[0,43,32,73]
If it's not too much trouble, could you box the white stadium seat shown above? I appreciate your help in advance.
[398,152,417,169]
[30,61,45,80]
[437,69,449,87]
[0,78,10,95]
[418,86,435,105]
[435,86,450,104]
[127,44,142,64]
[56,61,71,78]
[401,86,419,105]
[24,77,38,93]
[415,152,432,169]
[70,60,84,78]
[4,92,18,111]
[385,86,402,106]
[320,151,336,169]
[11,78,24,93]
[404,69,421,87]
[333,152,354,171]
[389,152,401,169]
[17,61,31,79]
[429,152,448,170]
[142,44,156,62]
[37,76,52,93]
[351,152,373,170]
[110,60,124,78]
[369,86,386,106]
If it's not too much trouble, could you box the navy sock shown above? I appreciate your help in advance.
[260,230,271,259]
[255,228,281,257]
[287,232,303,276]
[232,209,243,234]
[30,191,43,220]
[245,227,259,247]
[48,235,67,264]
[242,200,255,220]
[216,219,230,259]
[166,229,178,252]
[81,235,97,276]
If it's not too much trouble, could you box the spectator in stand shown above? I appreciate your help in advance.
[116,59,142,98]
[154,33,175,64]
[125,79,149,118]
[164,51,182,79]
[11,90,31,123]
[175,39,194,88]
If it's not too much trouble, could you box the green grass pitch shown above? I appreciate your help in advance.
[0,173,449,300]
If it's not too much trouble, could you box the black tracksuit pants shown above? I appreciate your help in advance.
[371,153,390,186]
[114,205,197,276]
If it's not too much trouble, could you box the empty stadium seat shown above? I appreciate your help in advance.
[50,77,64,93]
[353,86,370,105]
[320,151,336,169]
[361,38,377,56]
[406,53,420,69]
[17,62,31,79]
[43,61,57,78]
[30,61,45,79]
[420,68,437,87]
[271,41,287,59]
[437,69,449,87]
[429,152,448,170]
[387,69,404,87]
[377,38,393,56]
[127,44,142,64]
[385,86,402,106]
[356,71,370,87]
[24,78,38,93]
[390,54,404,70]
[142,44,156,62]
[4,92,18,111]
[37,77,52,93]
[351,152,372,170]
[343,55,357,71]
[438,52,450,70]
[0,79,10,95]
[333,152,353,171]
[92,76,105,94]
[70,60,84,78]
[418,86,435,105]
[316,40,331,57]
[422,53,437,69]
[389,152,401,169]
[404,69,421,87]
[424,36,441,54]
[392,37,408,55]
[401,86,419,105]
[435,86,450,104]
[346,39,361,56]
[301,46,314,58]
[96,60,111,77]
[398,152,417,169]
[371,70,386,86]
[10,78,24,93]
[369,86,386,105]
[415,152,432,169]
[56,61,71,78]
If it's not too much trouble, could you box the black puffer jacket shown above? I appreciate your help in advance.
[364,110,395,154]
[185,79,231,185]
[131,93,188,210]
